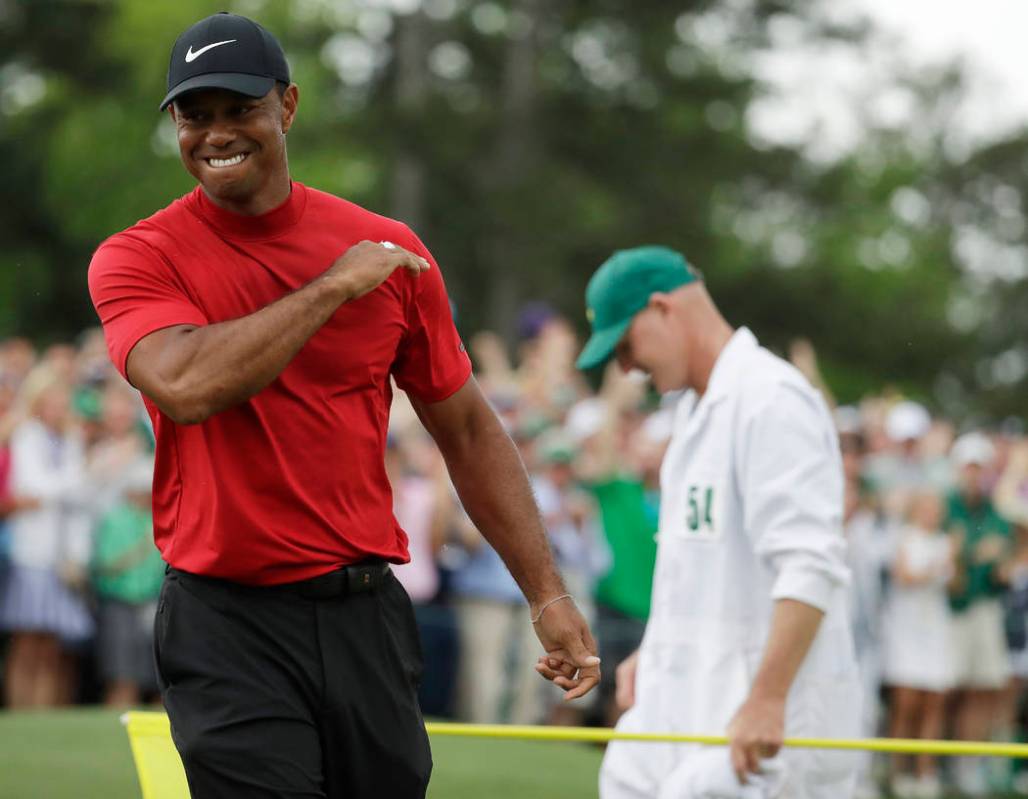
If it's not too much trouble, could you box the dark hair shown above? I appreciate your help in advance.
[839,431,866,455]
[275,81,288,98]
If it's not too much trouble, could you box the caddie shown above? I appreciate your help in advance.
[559,246,861,798]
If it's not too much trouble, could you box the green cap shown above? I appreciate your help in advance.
[537,429,577,464]
[576,245,699,370]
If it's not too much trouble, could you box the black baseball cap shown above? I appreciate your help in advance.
[159,12,290,111]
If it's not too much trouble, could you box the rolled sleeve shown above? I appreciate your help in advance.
[770,559,839,611]
[741,383,849,613]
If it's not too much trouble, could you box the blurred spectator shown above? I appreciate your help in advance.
[531,427,606,725]
[0,371,22,563]
[0,367,93,707]
[866,400,933,521]
[74,327,115,389]
[996,441,1028,794]
[389,431,446,608]
[0,338,36,384]
[41,344,77,385]
[1000,520,1028,796]
[91,457,163,706]
[448,498,543,724]
[576,364,663,727]
[882,488,954,799]
[946,432,1012,797]
[388,427,461,717]
[516,314,588,421]
[444,411,545,725]
[840,420,890,799]
[533,428,606,611]
[83,379,150,519]
[789,337,837,409]
[836,406,866,485]
[469,331,519,413]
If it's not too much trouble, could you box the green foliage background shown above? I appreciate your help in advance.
[2,0,1026,421]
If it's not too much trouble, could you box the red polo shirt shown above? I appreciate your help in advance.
[88,183,472,585]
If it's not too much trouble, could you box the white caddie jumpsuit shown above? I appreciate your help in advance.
[600,328,861,799]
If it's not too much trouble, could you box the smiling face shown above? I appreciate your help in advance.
[170,84,298,214]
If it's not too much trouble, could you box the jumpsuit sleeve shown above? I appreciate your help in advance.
[738,383,849,613]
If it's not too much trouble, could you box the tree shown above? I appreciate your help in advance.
[1,0,1024,421]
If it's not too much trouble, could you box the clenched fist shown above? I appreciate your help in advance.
[325,240,430,302]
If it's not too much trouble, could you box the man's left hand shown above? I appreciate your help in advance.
[531,597,601,701]
[726,692,785,784]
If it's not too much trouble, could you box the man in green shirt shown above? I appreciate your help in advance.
[92,459,165,706]
[945,432,1012,796]
[576,365,665,725]
[592,477,659,621]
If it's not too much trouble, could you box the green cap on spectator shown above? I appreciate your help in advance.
[575,246,699,370]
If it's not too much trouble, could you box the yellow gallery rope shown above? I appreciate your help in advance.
[425,722,1028,758]
[122,713,1028,758]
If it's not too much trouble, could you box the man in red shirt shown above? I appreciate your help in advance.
[89,12,599,798]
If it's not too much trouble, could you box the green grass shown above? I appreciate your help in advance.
[0,708,604,799]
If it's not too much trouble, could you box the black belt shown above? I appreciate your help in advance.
[283,562,391,599]
[168,562,391,600]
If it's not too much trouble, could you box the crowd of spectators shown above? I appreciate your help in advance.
[841,397,1028,799]
[0,330,160,708]
[1,310,1028,799]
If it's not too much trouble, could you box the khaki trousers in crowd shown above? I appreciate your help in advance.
[454,597,545,725]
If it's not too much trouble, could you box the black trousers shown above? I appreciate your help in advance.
[154,567,432,798]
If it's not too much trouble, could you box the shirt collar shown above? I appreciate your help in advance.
[188,181,307,241]
[700,326,758,404]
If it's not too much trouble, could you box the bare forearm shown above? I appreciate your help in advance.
[749,598,823,700]
[135,275,345,423]
[440,413,565,607]
[128,240,430,425]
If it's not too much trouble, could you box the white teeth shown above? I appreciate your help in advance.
[208,153,247,168]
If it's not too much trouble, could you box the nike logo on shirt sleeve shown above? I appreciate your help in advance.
[185,40,237,62]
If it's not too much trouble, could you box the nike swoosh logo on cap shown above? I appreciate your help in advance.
[185,39,237,63]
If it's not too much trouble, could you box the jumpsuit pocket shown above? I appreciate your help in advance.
[790,676,862,794]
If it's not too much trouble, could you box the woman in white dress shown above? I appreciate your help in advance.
[882,488,956,799]
[0,367,93,707]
